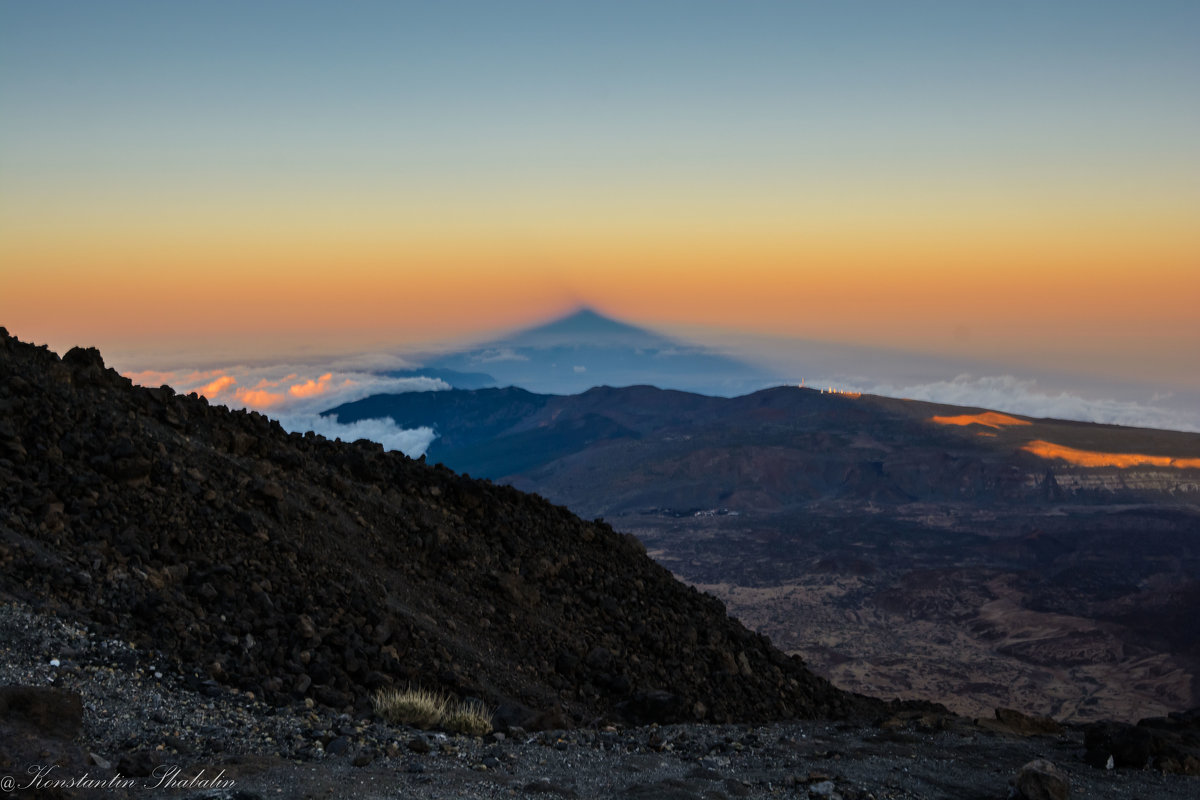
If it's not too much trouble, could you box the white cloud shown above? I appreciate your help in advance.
[573,365,587,373]
[471,347,529,363]
[123,360,447,457]
[275,413,437,456]
[840,373,1200,433]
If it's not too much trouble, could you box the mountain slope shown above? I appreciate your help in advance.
[0,328,880,727]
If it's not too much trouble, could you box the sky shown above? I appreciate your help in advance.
[2,1,1198,443]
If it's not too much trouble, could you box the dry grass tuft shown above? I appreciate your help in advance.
[442,698,494,736]
[372,687,493,735]
[371,686,448,729]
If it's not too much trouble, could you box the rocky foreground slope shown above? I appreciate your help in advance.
[4,600,1200,800]
[0,328,873,727]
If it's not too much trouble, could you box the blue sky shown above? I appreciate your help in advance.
[2,1,1198,430]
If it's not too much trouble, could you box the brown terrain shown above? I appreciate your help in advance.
[329,384,1200,724]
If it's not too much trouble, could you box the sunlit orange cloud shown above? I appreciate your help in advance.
[1022,440,1200,469]
[288,372,335,399]
[931,412,1033,429]
[199,375,237,397]
[234,387,286,409]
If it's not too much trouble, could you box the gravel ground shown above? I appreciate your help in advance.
[2,601,1196,800]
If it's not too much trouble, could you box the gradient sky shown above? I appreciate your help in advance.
[2,1,1198,392]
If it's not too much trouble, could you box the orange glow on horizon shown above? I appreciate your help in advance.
[4,199,1198,393]
[1021,440,1200,470]
[931,412,1033,429]
[4,206,1198,340]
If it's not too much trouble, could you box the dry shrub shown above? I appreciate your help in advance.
[372,687,493,735]
[371,686,448,729]
[442,698,494,736]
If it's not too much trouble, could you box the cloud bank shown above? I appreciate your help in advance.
[840,374,1200,433]
[272,413,437,456]
[123,362,446,456]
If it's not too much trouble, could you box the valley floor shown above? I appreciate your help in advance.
[633,505,1200,725]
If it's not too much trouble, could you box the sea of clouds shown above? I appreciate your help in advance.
[121,352,1200,461]
[678,329,1200,435]
[123,362,446,456]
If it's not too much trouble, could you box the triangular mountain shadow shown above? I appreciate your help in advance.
[397,306,780,396]
[504,307,652,344]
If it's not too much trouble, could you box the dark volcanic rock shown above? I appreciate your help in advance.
[116,750,164,778]
[1010,758,1070,800]
[1084,709,1200,774]
[0,330,875,727]
[0,685,83,739]
[0,686,94,800]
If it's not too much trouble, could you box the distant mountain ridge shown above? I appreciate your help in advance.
[326,382,1200,514]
